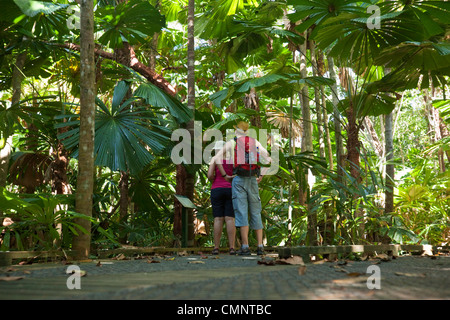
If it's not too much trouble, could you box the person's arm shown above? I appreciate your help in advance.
[207,159,216,182]
[214,141,234,182]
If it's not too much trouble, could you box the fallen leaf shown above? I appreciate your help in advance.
[374,253,390,261]
[346,272,365,277]
[298,265,307,275]
[147,259,160,264]
[395,272,426,278]
[257,259,275,266]
[188,261,205,264]
[0,276,24,281]
[333,276,368,285]
[333,266,348,273]
[276,256,304,265]
[114,253,127,260]
[19,259,35,265]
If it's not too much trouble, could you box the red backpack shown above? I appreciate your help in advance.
[233,135,260,176]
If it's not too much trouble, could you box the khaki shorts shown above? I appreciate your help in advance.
[231,176,263,230]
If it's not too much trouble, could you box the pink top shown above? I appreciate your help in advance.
[211,161,233,189]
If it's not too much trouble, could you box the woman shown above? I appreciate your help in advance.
[207,141,236,255]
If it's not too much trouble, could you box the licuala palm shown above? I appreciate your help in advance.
[57,80,191,175]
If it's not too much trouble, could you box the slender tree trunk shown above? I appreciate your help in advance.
[0,52,26,188]
[363,117,383,158]
[383,66,395,218]
[299,37,316,246]
[118,171,129,243]
[316,50,334,244]
[52,103,72,246]
[310,42,325,160]
[327,56,344,181]
[72,0,96,260]
[317,51,333,170]
[439,116,450,165]
[183,0,196,247]
[113,41,134,243]
[244,87,261,128]
[342,80,361,184]
[424,89,446,172]
[384,112,394,214]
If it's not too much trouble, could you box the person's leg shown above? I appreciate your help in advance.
[239,225,249,246]
[211,188,225,254]
[232,176,251,255]
[255,228,263,246]
[224,216,235,250]
[247,177,264,254]
[223,188,235,251]
[213,217,224,251]
[231,176,249,232]
[255,228,264,255]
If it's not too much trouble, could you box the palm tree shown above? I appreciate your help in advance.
[288,0,450,239]
[71,0,96,260]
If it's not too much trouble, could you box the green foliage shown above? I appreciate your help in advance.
[56,80,187,175]
[0,187,90,251]
[96,0,166,48]
[391,151,450,244]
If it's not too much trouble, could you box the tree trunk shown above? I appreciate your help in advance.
[72,0,96,260]
[0,52,26,188]
[181,0,196,247]
[118,170,129,243]
[310,42,325,160]
[299,37,316,246]
[424,89,446,172]
[327,56,344,181]
[317,51,333,171]
[439,115,450,165]
[244,87,261,128]
[384,112,394,214]
[363,117,383,159]
[113,41,134,243]
[346,104,361,182]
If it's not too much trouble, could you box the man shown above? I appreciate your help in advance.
[214,121,271,255]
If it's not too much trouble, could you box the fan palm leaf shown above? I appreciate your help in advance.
[56,81,178,175]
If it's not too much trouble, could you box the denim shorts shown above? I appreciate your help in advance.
[231,176,263,230]
[211,187,234,218]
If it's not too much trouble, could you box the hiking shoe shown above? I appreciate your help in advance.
[237,247,251,255]
[257,247,265,255]
[212,248,219,255]
[229,248,236,255]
